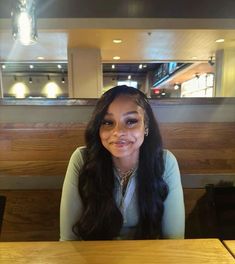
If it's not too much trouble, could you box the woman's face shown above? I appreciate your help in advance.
[99,95,146,161]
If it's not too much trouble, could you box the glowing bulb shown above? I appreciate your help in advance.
[18,11,33,45]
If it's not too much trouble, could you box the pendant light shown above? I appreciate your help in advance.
[11,0,37,45]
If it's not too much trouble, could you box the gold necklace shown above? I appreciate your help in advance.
[116,167,136,188]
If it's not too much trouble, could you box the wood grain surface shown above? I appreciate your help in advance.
[0,122,234,176]
[0,239,234,264]
[223,240,235,258]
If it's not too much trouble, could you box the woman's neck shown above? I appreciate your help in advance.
[112,156,139,173]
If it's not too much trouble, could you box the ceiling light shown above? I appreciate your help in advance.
[128,75,131,80]
[191,56,197,60]
[1,64,6,69]
[113,39,122,44]
[111,64,115,69]
[113,56,120,60]
[29,64,34,69]
[29,76,33,83]
[61,77,65,84]
[37,56,44,60]
[11,0,37,45]
[143,65,147,68]
[139,64,143,69]
[174,84,180,90]
[57,64,62,69]
[215,39,225,43]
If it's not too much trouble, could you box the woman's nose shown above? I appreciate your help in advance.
[113,123,125,135]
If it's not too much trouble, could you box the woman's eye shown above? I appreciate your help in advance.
[126,119,139,126]
[101,120,113,126]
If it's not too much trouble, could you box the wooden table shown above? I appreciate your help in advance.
[223,240,235,258]
[0,239,234,264]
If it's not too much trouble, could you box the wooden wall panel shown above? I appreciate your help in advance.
[0,190,61,241]
[0,123,86,177]
[0,122,234,176]
[160,123,235,174]
[0,188,219,241]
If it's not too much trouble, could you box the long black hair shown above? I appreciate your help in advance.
[73,85,168,240]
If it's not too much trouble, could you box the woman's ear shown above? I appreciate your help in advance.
[144,127,149,136]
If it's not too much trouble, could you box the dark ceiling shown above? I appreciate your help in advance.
[1,0,235,19]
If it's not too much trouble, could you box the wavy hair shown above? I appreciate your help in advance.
[73,85,168,240]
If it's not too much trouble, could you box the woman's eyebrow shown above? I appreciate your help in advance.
[105,111,139,117]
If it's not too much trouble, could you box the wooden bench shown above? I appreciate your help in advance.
[0,121,235,241]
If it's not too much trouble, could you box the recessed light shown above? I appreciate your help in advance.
[111,64,115,69]
[139,64,143,69]
[113,39,122,44]
[1,64,6,69]
[57,64,62,69]
[191,56,197,60]
[113,56,120,60]
[215,39,225,43]
[29,65,34,69]
[37,56,45,60]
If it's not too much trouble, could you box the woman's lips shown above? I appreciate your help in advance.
[111,140,131,147]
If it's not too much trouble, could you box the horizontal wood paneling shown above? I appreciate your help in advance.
[0,188,217,241]
[0,123,86,177]
[0,189,61,241]
[160,123,235,174]
[0,122,234,177]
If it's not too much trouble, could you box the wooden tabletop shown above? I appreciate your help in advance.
[223,240,235,258]
[0,239,234,264]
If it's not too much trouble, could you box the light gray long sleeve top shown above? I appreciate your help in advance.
[60,146,185,240]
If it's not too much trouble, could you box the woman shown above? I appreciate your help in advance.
[60,85,185,240]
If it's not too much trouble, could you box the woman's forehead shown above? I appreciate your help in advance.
[105,95,145,116]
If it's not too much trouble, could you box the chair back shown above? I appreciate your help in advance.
[0,195,6,234]
[206,184,235,239]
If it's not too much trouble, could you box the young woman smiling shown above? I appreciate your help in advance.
[60,85,185,240]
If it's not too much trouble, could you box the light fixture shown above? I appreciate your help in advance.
[128,75,131,80]
[174,84,180,90]
[11,0,37,45]
[113,39,122,44]
[29,64,34,69]
[161,90,166,96]
[57,64,62,69]
[61,77,65,84]
[208,56,215,66]
[111,64,115,69]
[37,56,44,60]
[113,56,120,60]
[29,76,32,83]
[1,64,6,69]
[215,38,224,43]
[139,64,143,69]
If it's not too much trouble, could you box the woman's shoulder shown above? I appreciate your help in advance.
[70,146,87,165]
[162,149,177,164]
[162,149,180,183]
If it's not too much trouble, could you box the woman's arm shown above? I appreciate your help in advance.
[161,150,185,239]
[60,147,85,241]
